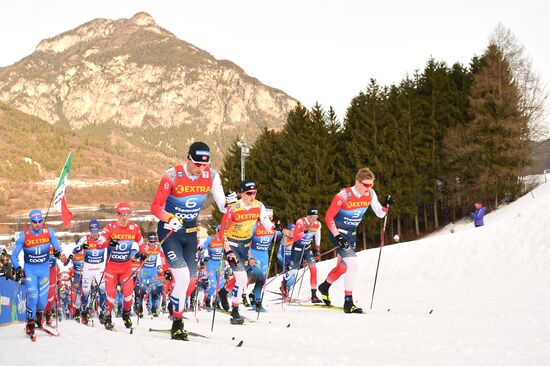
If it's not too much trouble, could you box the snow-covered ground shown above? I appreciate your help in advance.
[1,181,549,365]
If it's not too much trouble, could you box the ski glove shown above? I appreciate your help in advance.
[226,250,239,265]
[164,270,173,281]
[225,191,238,206]
[167,216,183,232]
[383,195,395,207]
[82,242,89,250]
[14,267,25,281]
[135,252,148,261]
[335,234,350,250]
[53,250,61,259]
[108,238,119,247]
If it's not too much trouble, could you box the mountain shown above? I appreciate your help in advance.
[0,12,298,156]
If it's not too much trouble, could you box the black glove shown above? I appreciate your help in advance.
[109,238,119,247]
[68,254,74,261]
[164,270,173,281]
[53,250,61,259]
[225,250,239,265]
[274,222,284,232]
[14,267,25,281]
[136,252,148,261]
[82,242,89,250]
[203,256,210,263]
[335,234,349,250]
[312,248,319,258]
[383,195,395,207]
[303,228,309,235]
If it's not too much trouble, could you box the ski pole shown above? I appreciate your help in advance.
[370,207,390,310]
[210,253,225,332]
[256,230,279,320]
[288,247,306,304]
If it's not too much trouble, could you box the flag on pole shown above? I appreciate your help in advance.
[53,152,74,228]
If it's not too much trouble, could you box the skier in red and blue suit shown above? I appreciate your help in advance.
[318,167,394,314]
[284,208,323,303]
[69,243,84,320]
[137,232,163,317]
[201,225,226,309]
[11,209,62,339]
[248,213,281,311]
[43,245,70,326]
[96,202,145,330]
[150,141,226,340]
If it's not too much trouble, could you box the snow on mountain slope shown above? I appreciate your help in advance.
[1,181,549,365]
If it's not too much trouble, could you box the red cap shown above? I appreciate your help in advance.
[116,202,131,214]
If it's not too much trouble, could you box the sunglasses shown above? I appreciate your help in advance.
[361,181,374,189]
[244,191,257,196]
[117,212,130,217]
[189,156,210,167]
[31,220,43,224]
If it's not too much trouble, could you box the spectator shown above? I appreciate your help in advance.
[470,202,486,227]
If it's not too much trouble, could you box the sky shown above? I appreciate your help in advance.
[0,0,549,121]
[2,174,549,364]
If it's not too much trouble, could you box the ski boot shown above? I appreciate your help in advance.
[25,320,36,339]
[45,311,53,326]
[218,288,230,311]
[343,295,363,314]
[74,308,81,322]
[249,293,256,309]
[242,293,250,307]
[230,306,245,325]
[81,310,90,325]
[152,307,159,317]
[318,281,332,306]
[170,318,188,341]
[279,279,289,299]
[104,314,114,330]
[36,311,44,328]
[255,301,266,313]
[122,310,133,328]
[98,311,106,325]
[310,289,323,304]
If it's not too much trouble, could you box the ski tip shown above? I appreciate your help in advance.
[236,340,244,347]
[286,323,291,328]
[429,309,433,314]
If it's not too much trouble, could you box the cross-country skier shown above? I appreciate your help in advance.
[150,141,226,340]
[74,219,107,325]
[219,180,275,324]
[136,232,163,317]
[284,208,323,303]
[10,209,62,339]
[97,202,145,330]
[318,167,394,313]
[247,209,281,311]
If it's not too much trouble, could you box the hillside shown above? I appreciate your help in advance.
[0,12,297,156]
[0,102,177,216]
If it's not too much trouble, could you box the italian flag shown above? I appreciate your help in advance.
[53,152,74,228]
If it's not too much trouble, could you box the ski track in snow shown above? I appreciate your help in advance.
[1,181,550,365]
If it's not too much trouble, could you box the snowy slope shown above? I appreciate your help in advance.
[1,181,550,365]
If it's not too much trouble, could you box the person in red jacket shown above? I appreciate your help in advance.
[150,142,226,340]
[318,167,394,313]
[97,202,145,330]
